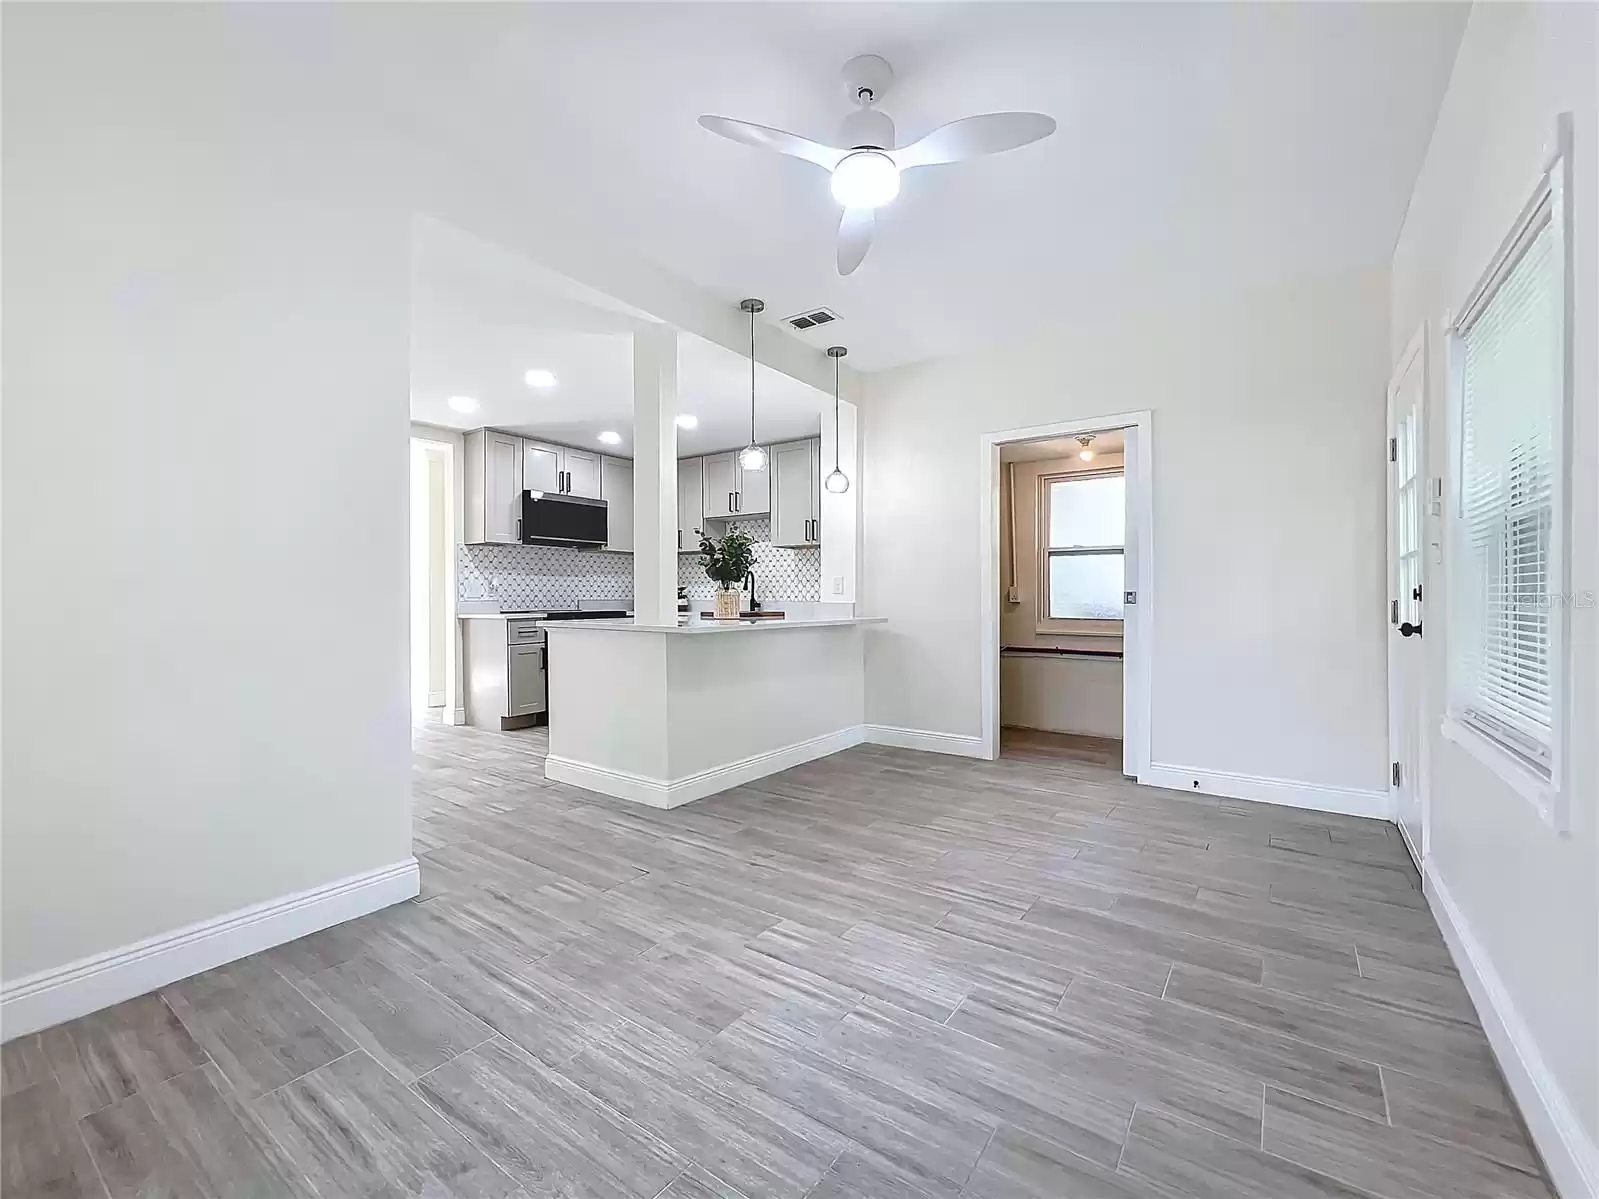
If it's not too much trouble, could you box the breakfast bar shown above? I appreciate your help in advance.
[543,615,885,806]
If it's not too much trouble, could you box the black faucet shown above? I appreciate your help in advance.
[744,570,760,612]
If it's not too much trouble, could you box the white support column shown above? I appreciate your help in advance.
[632,325,678,626]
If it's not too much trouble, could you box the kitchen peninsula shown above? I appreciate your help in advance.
[543,614,885,806]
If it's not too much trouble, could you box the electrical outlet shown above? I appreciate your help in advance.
[832,576,844,595]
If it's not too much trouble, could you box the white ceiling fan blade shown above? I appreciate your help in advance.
[891,112,1056,169]
[698,115,845,170]
[837,207,874,276]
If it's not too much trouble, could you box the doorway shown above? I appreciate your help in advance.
[1387,329,1428,871]
[409,435,456,720]
[980,412,1153,776]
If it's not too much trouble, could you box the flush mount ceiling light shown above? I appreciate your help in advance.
[447,395,480,413]
[598,430,622,445]
[699,54,1055,275]
[524,369,557,389]
[1077,435,1096,462]
[824,346,850,495]
[738,298,768,472]
[675,413,698,429]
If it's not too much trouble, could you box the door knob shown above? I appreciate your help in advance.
[1400,621,1423,638]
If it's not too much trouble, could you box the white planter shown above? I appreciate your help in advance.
[713,589,741,619]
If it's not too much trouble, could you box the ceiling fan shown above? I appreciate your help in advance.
[699,54,1056,276]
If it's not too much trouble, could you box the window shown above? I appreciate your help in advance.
[1447,138,1568,804]
[1041,470,1124,628]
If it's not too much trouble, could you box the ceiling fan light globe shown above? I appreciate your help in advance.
[824,468,851,495]
[830,151,900,209]
[739,444,768,472]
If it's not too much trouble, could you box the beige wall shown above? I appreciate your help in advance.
[1389,0,1598,1176]
[999,453,1125,737]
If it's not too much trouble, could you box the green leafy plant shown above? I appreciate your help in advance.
[699,528,756,590]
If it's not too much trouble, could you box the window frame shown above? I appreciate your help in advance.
[1036,466,1125,637]
[1442,116,1573,831]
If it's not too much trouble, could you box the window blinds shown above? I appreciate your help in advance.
[1454,193,1560,765]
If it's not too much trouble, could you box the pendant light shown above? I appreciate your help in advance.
[824,345,850,494]
[1077,434,1096,462]
[738,298,768,472]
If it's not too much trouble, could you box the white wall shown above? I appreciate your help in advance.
[862,266,1392,795]
[999,453,1125,737]
[1389,2,1598,1188]
[2,6,415,987]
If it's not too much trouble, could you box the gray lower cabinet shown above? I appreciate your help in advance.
[463,618,547,729]
[771,438,821,546]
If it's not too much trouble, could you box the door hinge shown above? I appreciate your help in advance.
[1123,590,1137,605]
[1392,761,1402,787]
[1390,599,1399,625]
[1389,437,1397,462]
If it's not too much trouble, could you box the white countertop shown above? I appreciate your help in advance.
[543,616,886,635]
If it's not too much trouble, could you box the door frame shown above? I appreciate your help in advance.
[410,425,465,724]
[1386,324,1429,871]
[979,410,1154,772]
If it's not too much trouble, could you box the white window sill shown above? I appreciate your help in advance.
[1440,714,1563,831]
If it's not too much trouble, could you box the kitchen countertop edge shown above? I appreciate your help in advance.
[541,616,887,635]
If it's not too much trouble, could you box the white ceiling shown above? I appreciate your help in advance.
[1001,431,1125,464]
[327,2,1466,371]
[410,223,829,455]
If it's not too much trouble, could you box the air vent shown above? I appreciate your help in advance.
[784,307,839,332]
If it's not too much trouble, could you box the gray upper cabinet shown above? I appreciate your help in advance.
[600,456,633,552]
[772,438,821,546]
[563,448,600,499]
[677,457,704,552]
[524,439,598,498]
[701,449,770,520]
[465,429,523,544]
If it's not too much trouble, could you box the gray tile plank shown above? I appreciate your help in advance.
[1261,1086,1552,1199]
[417,1035,685,1199]
[1379,1067,1540,1176]
[1,1079,107,1199]
[41,994,209,1118]
[961,1124,1152,1199]
[161,956,352,1099]
[1020,899,1266,983]
[1,1035,56,1097]
[1058,975,1387,1121]
[1119,1104,1379,1199]
[291,951,493,1083]
[253,1049,522,1198]
[80,1062,309,1199]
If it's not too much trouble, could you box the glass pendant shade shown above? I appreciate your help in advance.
[824,467,850,494]
[739,443,768,472]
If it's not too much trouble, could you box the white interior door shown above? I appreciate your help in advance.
[1387,335,1427,869]
[1121,424,1150,779]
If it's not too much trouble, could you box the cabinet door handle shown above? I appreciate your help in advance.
[735,491,741,512]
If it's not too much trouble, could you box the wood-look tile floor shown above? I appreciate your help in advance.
[3,717,1552,1199]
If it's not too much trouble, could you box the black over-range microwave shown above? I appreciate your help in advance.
[519,490,607,547]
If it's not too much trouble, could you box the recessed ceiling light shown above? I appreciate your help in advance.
[447,395,480,413]
[675,414,698,429]
[524,369,557,389]
[598,430,622,445]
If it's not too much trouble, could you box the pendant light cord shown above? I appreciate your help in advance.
[749,305,756,446]
[833,353,841,471]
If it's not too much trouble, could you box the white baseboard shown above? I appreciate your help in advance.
[1427,872,1598,1199]
[1141,761,1392,820]
[1,859,419,1041]
[864,725,990,758]
[546,725,867,809]
[444,707,467,726]
[427,689,446,708]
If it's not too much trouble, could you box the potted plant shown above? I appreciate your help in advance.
[699,529,755,619]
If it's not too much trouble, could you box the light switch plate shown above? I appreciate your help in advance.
[832,577,844,595]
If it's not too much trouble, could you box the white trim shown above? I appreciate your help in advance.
[980,411,1153,773]
[1426,870,1598,1199]
[1141,762,1392,820]
[1,859,420,1041]
[545,725,867,808]
[444,706,468,726]
[864,725,989,758]
[426,690,446,708]
[1440,715,1559,822]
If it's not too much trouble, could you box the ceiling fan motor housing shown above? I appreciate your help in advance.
[839,107,896,151]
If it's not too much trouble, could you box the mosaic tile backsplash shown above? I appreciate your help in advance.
[458,516,821,610]
[678,517,822,603]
